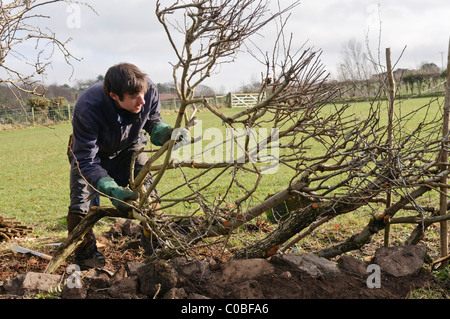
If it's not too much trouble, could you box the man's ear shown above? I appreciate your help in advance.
[109,92,120,102]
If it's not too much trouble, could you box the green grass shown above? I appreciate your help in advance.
[0,125,73,236]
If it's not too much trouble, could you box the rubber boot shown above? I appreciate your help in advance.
[67,211,106,270]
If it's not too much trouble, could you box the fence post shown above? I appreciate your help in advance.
[31,107,35,126]
[228,92,233,108]
[172,98,176,110]
[67,104,71,122]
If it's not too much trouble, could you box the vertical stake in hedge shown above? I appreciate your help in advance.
[384,47,395,247]
[439,39,450,266]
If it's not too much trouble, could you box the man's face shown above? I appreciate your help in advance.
[110,91,145,114]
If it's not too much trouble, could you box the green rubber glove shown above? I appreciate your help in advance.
[97,177,138,212]
[151,122,173,146]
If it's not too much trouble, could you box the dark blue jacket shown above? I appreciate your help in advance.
[72,79,164,187]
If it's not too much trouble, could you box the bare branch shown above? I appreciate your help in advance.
[0,0,96,97]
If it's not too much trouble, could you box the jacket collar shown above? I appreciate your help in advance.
[108,95,142,126]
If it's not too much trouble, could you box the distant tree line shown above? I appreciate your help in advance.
[397,63,446,95]
[0,77,97,113]
[1,60,445,115]
[330,62,446,100]
[333,39,447,100]
[0,75,222,114]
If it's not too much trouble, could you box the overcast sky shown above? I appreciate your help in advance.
[30,0,450,93]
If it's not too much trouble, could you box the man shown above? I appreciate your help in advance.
[68,63,173,269]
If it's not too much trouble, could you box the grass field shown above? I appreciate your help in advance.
[0,124,73,235]
[0,97,446,261]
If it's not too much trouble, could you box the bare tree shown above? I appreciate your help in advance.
[338,39,373,81]
[337,38,377,97]
[0,0,93,97]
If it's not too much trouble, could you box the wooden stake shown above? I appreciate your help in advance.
[384,47,396,247]
[439,38,450,266]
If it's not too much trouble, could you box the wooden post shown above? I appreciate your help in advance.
[31,107,35,126]
[439,39,450,266]
[173,97,177,110]
[384,48,396,247]
[229,92,233,108]
[67,103,71,122]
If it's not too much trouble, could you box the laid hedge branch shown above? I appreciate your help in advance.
[390,212,450,225]
[404,206,450,245]
[317,185,432,259]
[233,166,398,259]
[45,207,127,274]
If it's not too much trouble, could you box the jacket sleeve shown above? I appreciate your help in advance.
[72,106,109,188]
[143,80,165,135]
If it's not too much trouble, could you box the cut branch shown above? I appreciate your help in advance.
[45,207,127,274]
[317,185,432,259]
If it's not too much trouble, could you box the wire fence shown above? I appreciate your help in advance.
[0,107,72,127]
[0,94,231,128]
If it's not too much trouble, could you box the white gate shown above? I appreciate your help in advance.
[230,93,263,108]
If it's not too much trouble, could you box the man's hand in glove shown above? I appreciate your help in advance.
[150,122,190,147]
[97,177,138,212]
[173,127,190,144]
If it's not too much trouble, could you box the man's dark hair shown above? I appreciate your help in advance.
[103,63,148,100]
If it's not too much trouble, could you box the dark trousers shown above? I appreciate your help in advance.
[67,143,153,255]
